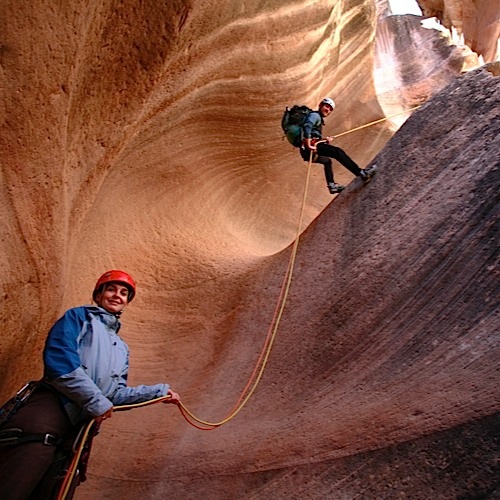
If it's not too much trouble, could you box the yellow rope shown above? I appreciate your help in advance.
[177,104,424,427]
[112,395,172,411]
[332,104,422,138]
[178,152,315,427]
[56,396,174,500]
[56,419,95,500]
[58,104,425,498]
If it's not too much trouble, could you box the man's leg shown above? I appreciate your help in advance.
[316,143,377,182]
[314,156,334,184]
[316,143,361,176]
[300,147,345,193]
[314,156,346,193]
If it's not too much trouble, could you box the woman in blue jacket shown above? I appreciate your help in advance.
[0,270,180,499]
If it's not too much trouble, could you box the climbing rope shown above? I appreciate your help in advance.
[174,104,424,429]
[56,157,315,500]
[56,103,423,498]
[177,151,316,430]
[56,396,173,500]
[50,162,318,496]
[56,420,94,500]
[332,105,422,138]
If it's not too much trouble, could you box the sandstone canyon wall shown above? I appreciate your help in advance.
[81,65,499,500]
[1,0,387,394]
[417,0,500,63]
[0,0,499,499]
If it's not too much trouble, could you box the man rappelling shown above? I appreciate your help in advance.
[283,97,377,194]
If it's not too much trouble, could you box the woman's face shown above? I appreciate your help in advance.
[95,283,130,313]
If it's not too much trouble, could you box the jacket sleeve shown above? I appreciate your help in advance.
[111,382,169,406]
[43,307,114,417]
[302,112,322,139]
[110,350,169,406]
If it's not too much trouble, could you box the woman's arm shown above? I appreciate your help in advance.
[43,307,114,417]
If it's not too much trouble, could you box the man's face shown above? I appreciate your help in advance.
[320,103,334,117]
[95,283,130,313]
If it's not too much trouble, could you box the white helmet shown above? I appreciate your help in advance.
[319,97,336,109]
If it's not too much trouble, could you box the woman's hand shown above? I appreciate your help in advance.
[95,407,113,424]
[163,389,180,405]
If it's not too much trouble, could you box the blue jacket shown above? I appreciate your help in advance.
[43,306,169,423]
[302,111,324,140]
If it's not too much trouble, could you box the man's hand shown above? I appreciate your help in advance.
[325,136,334,143]
[163,389,181,405]
[304,138,317,151]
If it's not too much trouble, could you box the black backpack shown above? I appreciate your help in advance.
[281,105,313,147]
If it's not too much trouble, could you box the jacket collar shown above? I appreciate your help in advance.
[86,306,122,331]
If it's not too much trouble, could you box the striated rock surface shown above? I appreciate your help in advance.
[374,12,480,127]
[417,0,500,62]
[0,0,499,498]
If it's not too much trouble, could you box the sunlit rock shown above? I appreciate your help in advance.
[417,0,500,62]
[0,1,498,498]
[374,11,480,127]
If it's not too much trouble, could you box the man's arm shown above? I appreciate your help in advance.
[302,112,322,150]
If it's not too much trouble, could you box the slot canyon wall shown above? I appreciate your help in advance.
[417,0,500,63]
[0,0,499,498]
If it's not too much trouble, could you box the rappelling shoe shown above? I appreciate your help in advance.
[327,182,346,194]
[360,164,378,183]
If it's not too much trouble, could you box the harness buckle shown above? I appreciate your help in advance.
[0,428,59,446]
[43,433,58,446]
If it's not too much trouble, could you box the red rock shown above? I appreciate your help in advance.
[0,1,498,498]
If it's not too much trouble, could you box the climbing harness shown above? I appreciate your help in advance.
[0,427,60,447]
[0,381,39,430]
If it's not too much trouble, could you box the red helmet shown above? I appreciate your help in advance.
[93,270,136,302]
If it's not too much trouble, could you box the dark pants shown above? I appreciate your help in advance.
[300,142,362,184]
[0,386,73,500]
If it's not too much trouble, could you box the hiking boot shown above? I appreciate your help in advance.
[327,182,345,194]
[359,164,378,183]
